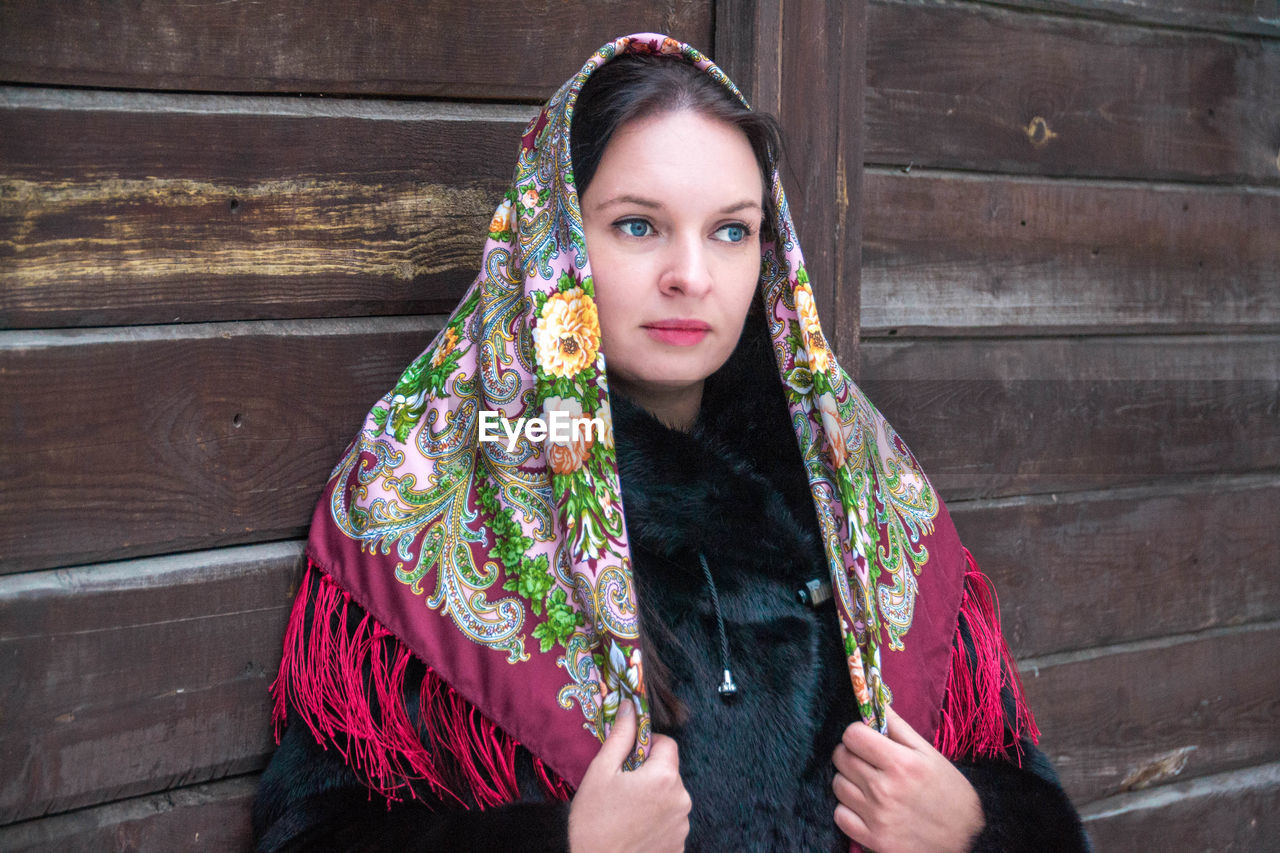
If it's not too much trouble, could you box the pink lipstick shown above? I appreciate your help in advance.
[644,319,711,346]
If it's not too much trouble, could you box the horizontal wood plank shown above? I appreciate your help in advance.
[0,2,713,99]
[989,0,1280,38]
[0,776,257,852]
[861,170,1280,336]
[0,89,531,328]
[1081,762,1280,850]
[858,335,1280,500]
[952,475,1280,659]
[866,0,1280,184]
[0,318,441,573]
[0,545,300,824]
[1026,622,1280,804]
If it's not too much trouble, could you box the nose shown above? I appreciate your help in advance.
[658,234,713,298]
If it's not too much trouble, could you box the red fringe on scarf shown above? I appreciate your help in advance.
[271,561,573,808]
[934,549,1040,764]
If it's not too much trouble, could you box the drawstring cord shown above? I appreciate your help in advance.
[698,553,738,699]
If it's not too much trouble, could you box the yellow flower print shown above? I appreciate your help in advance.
[488,198,514,235]
[795,282,831,375]
[534,288,601,378]
[430,326,460,368]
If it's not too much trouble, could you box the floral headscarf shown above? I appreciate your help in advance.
[274,32,1030,807]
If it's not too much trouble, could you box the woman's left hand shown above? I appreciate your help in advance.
[831,705,984,853]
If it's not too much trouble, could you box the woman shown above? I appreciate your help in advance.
[253,34,1090,852]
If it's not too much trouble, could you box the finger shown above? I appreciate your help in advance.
[831,767,869,811]
[648,732,681,768]
[832,743,878,795]
[885,704,928,750]
[833,802,873,845]
[595,700,637,769]
[840,718,900,770]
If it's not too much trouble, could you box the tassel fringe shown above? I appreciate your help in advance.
[934,549,1040,764]
[271,560,572,807]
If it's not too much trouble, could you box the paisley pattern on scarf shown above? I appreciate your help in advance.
[318,32,940,758]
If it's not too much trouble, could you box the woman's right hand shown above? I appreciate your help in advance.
[567,700,691,853]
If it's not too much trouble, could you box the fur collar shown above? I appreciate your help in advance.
[606,316,853,851]
[610,309,826,588]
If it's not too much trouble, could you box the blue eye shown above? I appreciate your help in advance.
[715,224,750,243]
[618,219,653,238]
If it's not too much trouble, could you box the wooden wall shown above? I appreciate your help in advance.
[855,0,1280,849]
[0,4,720,848]
[0,1,864,848]
[2,0,1276,850]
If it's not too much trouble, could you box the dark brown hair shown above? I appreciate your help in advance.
[570,52,784,241]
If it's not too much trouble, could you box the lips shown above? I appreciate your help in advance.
[643,319,711,346]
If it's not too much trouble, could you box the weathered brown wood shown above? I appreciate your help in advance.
[0,776,257,852]
[861,170,1280,337]
[0,89,532,329]
[0,1,713,100]
[951,475,1280,659]
[865,0,1280,184]
[0,317,441,574]
[858,335,1280,500]
[0,544,301,824]
[716,0,867,364]
[1081,762,1280,850]
[1025,622,1280,805]
[991,0,1280,38]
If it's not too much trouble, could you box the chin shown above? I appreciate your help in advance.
[604,340,738,388]
[647,355,731,385]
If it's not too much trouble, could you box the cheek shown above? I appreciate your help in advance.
[723,254,762,316]
[591,261,644,355]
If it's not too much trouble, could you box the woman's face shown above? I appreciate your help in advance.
[580,108,764,421]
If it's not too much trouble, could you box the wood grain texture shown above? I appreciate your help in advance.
[1081,762,1280,850]
[0,544,301,824]
[0,1,713,99]
[1026,622,1280,805]
[0,317,442,574]
[865,0,1280,184]
[989,0,1280,38]
[0,776,257,852]
[0,89,532,329]
[951,475,1280,659]
[716,0,867,363]
[858,335,1280,500]
[861,170,1280,337]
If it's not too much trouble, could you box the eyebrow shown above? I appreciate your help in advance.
[594,194,763,215]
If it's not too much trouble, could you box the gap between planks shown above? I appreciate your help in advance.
[0,315,449,349]
[0,773,260,840]
[871,0,1280,43]
[0,84,540,123]
[862,164,1280,196]
[0,539,305,593]
[1080,760,1280,819]
[1017,618,1280,674]
[946,470,1280,512]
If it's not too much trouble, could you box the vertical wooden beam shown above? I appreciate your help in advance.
[715,0,867,371]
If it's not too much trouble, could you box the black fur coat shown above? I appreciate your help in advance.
[253,329,1091,852]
